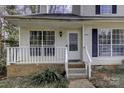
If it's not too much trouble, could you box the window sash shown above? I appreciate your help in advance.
[30,31,55,56]
[30,31,55,47]
[100,5,112,14]
[47,5,72,13]
[98,29,124,57]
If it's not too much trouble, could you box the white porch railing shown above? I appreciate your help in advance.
[83,46,92,79]
[7,47,67,65]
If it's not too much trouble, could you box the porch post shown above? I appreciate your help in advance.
[82,25,85,61]
[7,47,10,65]
[65,47,68,79]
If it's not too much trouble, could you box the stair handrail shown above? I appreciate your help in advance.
[65,47,68,79]
[84,46,92,79]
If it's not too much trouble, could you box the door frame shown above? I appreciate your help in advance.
[67,31,80,60]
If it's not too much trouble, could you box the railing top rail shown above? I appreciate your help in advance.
[7,46,66,49]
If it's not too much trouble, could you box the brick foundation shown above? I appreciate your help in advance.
[7,64,64,77]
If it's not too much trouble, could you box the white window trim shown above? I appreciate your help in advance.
[98,28,124,57]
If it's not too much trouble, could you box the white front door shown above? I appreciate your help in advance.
[67,31,80,60]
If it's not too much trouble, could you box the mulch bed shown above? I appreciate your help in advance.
[90,67,124,88]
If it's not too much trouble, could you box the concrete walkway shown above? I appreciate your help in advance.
[69,79,95,88]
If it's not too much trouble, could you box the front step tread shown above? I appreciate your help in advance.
[68,68,86,71]
[68,73,87,79]
[68,68,86,73]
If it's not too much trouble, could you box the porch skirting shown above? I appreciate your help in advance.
[7,64,65,77]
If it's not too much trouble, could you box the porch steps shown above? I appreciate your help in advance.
[68,62,85,68]
[68,62,87,79]
[68,68,86,73]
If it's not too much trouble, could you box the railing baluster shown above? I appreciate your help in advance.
[7,47,66,65]
[13,48,16,63]
[51,48,54,62]
[40,47,42,63]
[25,47,29,63]
[30,48,33,63]
[38,47,40,63]
[34,48,36,63]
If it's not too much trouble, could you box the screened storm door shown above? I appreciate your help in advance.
[68,32,80,60]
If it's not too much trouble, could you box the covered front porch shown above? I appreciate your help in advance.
[6,18,86,64]
[6,18,92,78]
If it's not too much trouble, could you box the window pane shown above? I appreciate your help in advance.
[99,45,111,56]
[112,45,124,56]
[112,29,124,44]
[98,29,111,56]
[100,5,112,14]
[69,33,78,51]
[48,5,72,13]
[43,31,55,46]
[112,29,124,56]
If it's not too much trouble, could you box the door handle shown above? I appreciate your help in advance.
[65,45,68,47]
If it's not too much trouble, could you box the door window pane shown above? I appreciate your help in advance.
[69,33,78,51]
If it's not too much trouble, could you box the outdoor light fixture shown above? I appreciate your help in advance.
[59,31,62,37]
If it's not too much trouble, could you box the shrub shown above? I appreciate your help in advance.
[0,64,6,75]
[31,68,68,87]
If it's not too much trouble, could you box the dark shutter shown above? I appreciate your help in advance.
[92,29,98,57]
[112,5,117,14]
[96,5,100,14]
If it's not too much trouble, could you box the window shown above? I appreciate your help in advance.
[96,5,117,15]
[98,29,124,56]
[48,5,72,13]
[98,29,111,56]
[30,31,55,56]
[112,29,124,56]
[100,5,112,14]
[69,33,78,51]
[30,31,55,47]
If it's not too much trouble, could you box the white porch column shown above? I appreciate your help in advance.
[81,25,85,62]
